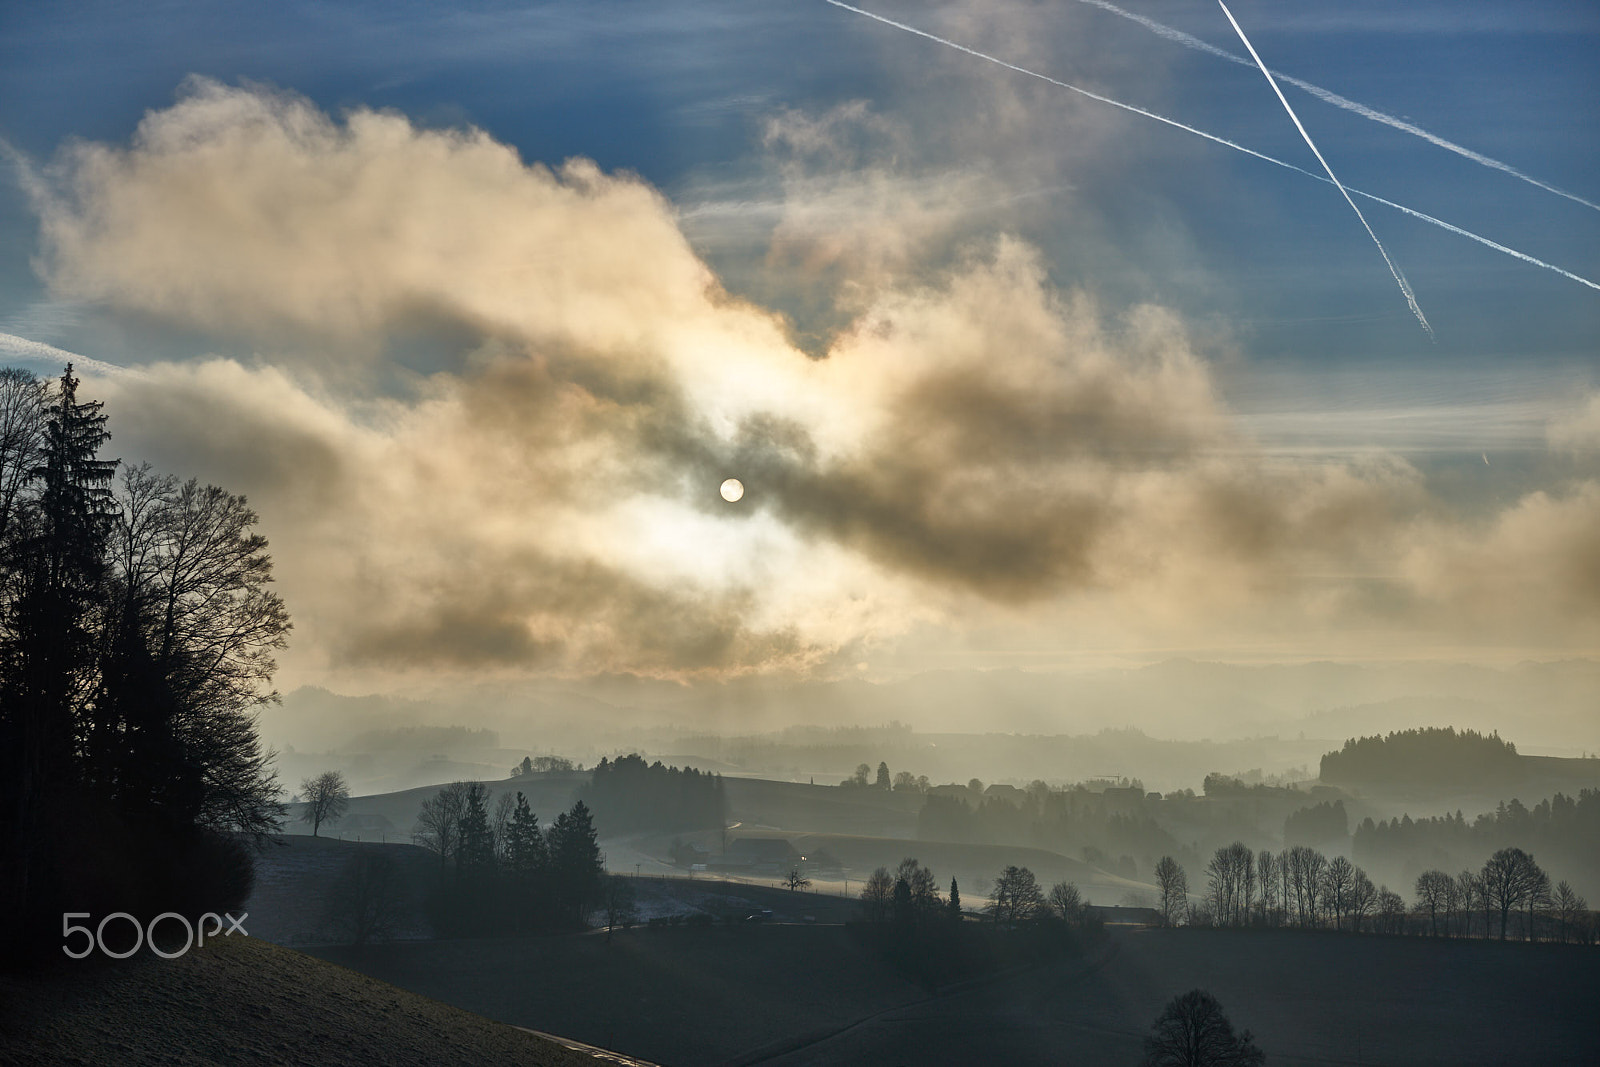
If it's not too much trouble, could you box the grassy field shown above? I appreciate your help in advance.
[0,933,596,1067]
[312,925,1600,1067]
[723,777,923,838]
[312,923,933,1065]
[245,834,440,945]
[763,928,1600,1066]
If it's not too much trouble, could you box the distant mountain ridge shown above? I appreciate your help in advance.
[266,658,1599,788]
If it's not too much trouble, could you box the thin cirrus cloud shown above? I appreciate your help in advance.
[1068,0,1600,213]
[17,79,1600,682]
[821,2,1600,297]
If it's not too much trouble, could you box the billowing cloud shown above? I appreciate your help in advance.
[1548,392,1600,453]
[23,81,1599,685]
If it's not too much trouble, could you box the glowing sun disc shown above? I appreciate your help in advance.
[719,478,744,502]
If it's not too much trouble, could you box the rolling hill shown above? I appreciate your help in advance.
[0,932,598,1066]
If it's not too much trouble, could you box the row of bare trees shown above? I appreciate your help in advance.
[857,859,1095,930]
[1153,842,1591,942]
[1170,843,1404,932]
[1414,847,1591,942]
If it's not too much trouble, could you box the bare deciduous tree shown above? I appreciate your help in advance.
[1481,847,1544,940]
[1524,866,1551,942]
[1348,869,1376,933]
[1456,869,1481,938]
[1551,881,1587,944]
[1155,856,1188,927]
[299,769,349,837]
[784,868,812,892]
[1142,988,1266,1066]
[1255,851,1277,926]
[1322,856,1356,932]
[988,865,1043,925]
[413,781,472,872]
[1376,886,1407,934]
[0,368,45,545]
[1049,880,1084,924]
[860,866,894,922]
[1415,870,1453,937]
[1285,846,1326,927]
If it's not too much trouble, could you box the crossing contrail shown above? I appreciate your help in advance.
[1215,0,1431,338]
[1071,0,1600,214]
[823,2,1600,299]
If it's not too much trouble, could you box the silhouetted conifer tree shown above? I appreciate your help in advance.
[456,783,496,879]
[548,799,604,924]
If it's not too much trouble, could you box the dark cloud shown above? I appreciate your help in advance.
[335,546,811,676]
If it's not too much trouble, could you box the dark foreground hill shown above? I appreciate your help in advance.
[316,925,1600,1067]
[0,934,595,1067]
[762,928,1600,1067]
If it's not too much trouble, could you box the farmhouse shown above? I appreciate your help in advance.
[982,783,1025,805]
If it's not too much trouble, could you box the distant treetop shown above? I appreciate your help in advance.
[1319,727,1523,787]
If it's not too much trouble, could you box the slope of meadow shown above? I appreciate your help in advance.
[0,935,595,1067]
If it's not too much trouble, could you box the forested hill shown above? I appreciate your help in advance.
[581,753,727,834]
[1319,728,1523,788]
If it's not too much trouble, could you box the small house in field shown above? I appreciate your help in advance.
[718,837,802,874]
[982,783,1024,806]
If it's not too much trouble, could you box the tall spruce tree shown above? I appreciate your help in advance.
[503,791,547,877]
[455,783,496,879]
[548,800,604,925]
[0,365,117,935]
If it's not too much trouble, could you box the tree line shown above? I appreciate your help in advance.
[1319,727,1523,787]
[511,754,580,776]
[580,753,725,835]
[1150,841,1592,943]
[1353,788,1599,905]
[851,856,1101,987]
[856,857,1099,932]
[410,781,607,935]
[916,788,1177,879]
[0,367,288,957]
[841,760,932,793]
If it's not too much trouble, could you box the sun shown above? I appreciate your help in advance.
[719,478,744,502]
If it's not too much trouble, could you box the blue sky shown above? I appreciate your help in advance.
[4,1,1596,365]
[0,1,1595,698]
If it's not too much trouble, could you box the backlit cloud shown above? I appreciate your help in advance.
[22,81,1598,684]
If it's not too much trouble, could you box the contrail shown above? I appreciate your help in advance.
[823,2,1600,298]
[0,332,137,380]
[1215,0,1431,338]
[1071,0,1600,214]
